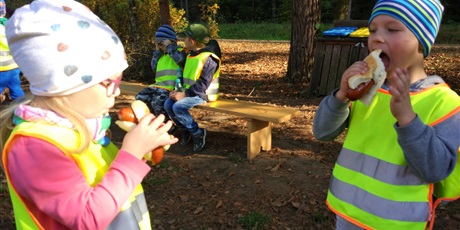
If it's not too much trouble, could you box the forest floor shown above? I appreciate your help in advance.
[1,40,459,229]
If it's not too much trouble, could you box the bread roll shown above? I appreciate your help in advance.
[347,49,387,106]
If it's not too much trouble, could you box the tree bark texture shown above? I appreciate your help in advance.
[159,0,171,25]
[286,0,320,84]
[128,0,139,46]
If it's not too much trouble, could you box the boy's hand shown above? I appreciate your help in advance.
[387,68,416,127]
[161,39,172,47]
[169,91,186,101]
[336,61,368,103]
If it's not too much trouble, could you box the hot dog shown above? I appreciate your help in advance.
[115,100,170,165]
[346,49,387,106]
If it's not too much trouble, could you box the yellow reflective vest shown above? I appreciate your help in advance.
[183,52,220,101]
[0,23,19,71]
[2,122,152,230]
[327,84,460,230]
[149,48,183,91]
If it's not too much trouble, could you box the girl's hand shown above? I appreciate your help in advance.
[336,61,368,102]
[387,68,416,127]
[120,114,178,160]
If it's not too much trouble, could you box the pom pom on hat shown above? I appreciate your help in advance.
[6,0,128,96]
[155,24,177,42]
[369,0,444,58]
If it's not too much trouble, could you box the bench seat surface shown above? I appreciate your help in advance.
[199,99,299,123]
[120,81,299,123]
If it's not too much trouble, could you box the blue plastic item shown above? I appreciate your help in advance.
[322,26,358,37]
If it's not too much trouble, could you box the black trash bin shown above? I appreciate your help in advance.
[309,21,370,97]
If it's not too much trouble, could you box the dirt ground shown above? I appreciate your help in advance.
[1,41,459,229]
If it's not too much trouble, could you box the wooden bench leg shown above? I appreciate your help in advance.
[247,119,272,160]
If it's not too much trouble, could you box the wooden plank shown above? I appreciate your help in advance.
[358,42,370,60]
[247,119,271,160]
[318,44,334,95]
[336,44,352,88]
[198,99,299,123]
[348,42,361,67]
[309,39,326,97]
[325,44,343,94]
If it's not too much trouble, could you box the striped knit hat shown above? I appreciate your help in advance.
[369,0,444,57]
[155,24,177,42]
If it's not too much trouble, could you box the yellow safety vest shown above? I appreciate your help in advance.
[327,84,460,230]
[0,23,19,71]
[149,48,183,91]
[2,122,152,230]
[183,52,220,101]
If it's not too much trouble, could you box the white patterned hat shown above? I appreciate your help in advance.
[6,0,128,96]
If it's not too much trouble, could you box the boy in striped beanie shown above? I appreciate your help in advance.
[135,24,186,134]
[313,0,460,229]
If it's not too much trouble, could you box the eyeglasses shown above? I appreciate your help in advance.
[100,75,122,96]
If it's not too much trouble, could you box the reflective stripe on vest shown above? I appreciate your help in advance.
[0,25,19,71]
[183,52,221,101]
[327,84,460,229]
[2,122,152,230]
[149,48,183,91]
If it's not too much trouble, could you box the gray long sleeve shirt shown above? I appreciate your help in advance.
[313,75,460,183]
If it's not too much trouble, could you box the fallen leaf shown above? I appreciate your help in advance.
[271,163,282,172]
[193,206,203,214]
[216,200,223,209]
[180,195,188,202]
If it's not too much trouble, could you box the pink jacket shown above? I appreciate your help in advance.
[6,136,151,229]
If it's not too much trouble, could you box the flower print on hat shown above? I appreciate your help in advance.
[5,0,128,96]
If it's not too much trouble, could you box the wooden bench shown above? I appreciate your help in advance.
[120,81,300,160]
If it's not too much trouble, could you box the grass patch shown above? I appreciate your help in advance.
[228,153,243,163]
[218,22,460,44]
[238,211,270,229]
[218,23,290,40]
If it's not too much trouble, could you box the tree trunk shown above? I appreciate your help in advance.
[159,0,171,25]
[272,0,277,19]
[128,0,139,46]
[185,0,190,22]
[286,0,320,84]
[336,0,351,20]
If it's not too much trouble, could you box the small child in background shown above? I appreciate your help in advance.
[165,23,222,152]
[136,24,187,133]
[0,0,177,229]
[313,0,459,229]
[0,0,24,103]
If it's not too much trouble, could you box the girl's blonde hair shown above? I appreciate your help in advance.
[1,96,93,160]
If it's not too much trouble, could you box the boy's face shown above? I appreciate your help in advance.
[368,15,424,76]
[184,36,194,50]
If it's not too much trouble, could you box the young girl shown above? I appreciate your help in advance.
[313,0,459,229]
[0,0,177,229]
